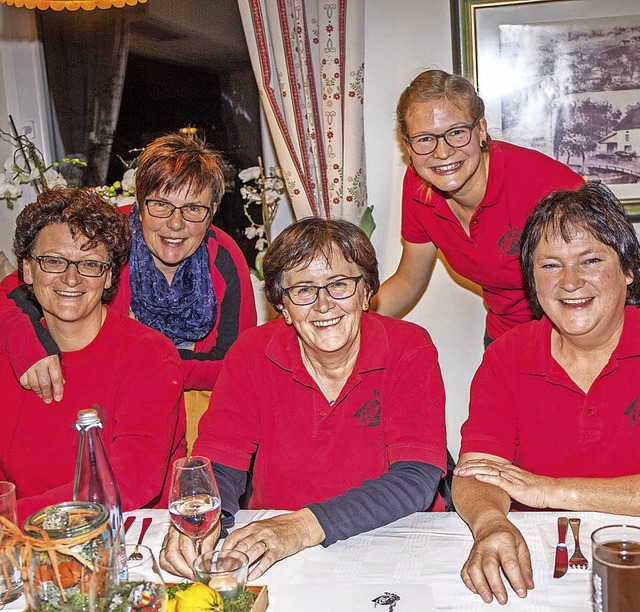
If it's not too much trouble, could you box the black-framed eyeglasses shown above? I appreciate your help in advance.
[31,255,112,278]
[145,199,211,223]
[404,118,480,155]
[283,276,363,306]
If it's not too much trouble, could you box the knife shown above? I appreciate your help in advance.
[124,515,136,535]
[553,517,569,578]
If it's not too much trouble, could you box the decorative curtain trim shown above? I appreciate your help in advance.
[239,0,367,223]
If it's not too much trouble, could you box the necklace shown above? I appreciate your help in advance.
[301,351,337,405]
[312,370,336,405]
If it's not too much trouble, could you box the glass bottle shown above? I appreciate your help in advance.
[73,409,124,559]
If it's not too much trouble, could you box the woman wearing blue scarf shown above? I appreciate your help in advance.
[0,134,257,426]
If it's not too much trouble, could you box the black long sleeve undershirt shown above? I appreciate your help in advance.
[306,461,442,546]
[212,461,246,535]
[212,460,442,545]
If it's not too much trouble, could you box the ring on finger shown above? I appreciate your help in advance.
[257,540,268,553]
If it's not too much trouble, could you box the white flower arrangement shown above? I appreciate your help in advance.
[0,119,134,209]
[0,171,22,204]
[239,159,285,278]
[94,167,136,207]
[0,126,78,209]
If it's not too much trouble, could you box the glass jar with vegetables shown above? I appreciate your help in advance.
[22,501,112,611]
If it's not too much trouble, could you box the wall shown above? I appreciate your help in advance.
[363,0,486,457]
[253,0,486,457]
[0,9,13,264]
[0,5,55,266]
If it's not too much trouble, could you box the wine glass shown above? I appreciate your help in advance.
[90,544,165,611]
[168,456,221,555]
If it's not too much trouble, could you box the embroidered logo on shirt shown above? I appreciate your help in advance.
[355,389,381,427]
[497,223,522,256]
[623,397,640,431]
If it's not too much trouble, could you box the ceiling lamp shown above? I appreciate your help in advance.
[0,0,146,9]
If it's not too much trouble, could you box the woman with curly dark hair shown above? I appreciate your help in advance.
[12,188,131,303]
[0,188,185,521]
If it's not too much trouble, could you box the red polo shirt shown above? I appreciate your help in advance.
[193,312,447,511]
[460,306,640,478]
[402,141,584,339]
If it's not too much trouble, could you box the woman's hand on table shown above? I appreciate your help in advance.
[19,355,65,403]
[159,522,221,579]
[460,514,534,605]
[222,508,325,580]
[455,458,553,509]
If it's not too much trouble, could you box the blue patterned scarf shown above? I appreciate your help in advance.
[128,204,217,346]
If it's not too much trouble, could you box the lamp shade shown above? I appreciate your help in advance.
[0,0,146,9]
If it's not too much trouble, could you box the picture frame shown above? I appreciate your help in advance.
[452,0,640,219]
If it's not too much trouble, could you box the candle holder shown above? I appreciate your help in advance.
[193,550,249,601]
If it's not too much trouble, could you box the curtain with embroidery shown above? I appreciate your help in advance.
[237,0,367,224]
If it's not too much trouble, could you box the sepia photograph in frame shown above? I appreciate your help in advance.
[452,0,640,218]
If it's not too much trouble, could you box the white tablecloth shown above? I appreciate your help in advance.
[6,509,639,611]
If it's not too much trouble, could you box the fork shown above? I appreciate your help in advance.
[128,517,152,561]
[568,518,589,569]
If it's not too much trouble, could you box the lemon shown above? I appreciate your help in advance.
[174,582,224,611]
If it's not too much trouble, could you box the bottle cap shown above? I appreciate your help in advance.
[75,409,101,428]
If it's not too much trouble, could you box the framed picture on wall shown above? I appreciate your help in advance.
[452,0,640,218]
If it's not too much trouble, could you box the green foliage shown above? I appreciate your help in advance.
[223,589,258,612]
[359,205,376,238]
